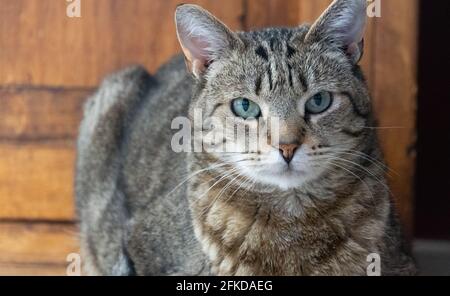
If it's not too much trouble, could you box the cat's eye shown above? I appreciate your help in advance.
[231,98,261,119]
[305,92,333,115]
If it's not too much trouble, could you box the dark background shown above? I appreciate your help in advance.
[415,0,450,240]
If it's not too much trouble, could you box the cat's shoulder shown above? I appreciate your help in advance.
[82,65,152,120]
[77,65,154,156]
[78,55,188,146]
[85,55,187,114]
[154,54,188,80]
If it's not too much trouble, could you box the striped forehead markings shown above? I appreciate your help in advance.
[286,44,297,59]
[253,40,306,93]
[255,46,269,62]
[287,64,294,88]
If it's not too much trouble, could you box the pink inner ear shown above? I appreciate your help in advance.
[345,38,364,63]
[346,43,359,55]
[183,35,212,64]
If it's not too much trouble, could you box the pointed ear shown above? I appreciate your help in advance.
[175,4,241,79]
[305,0,367,64]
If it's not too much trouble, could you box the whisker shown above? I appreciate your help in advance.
[324,156,390,192]
[164,162,229,198]
[327,146,399,176]
[198,170,242,217]
[361,126,405,130]
[330,150,395,177]
[324,160,377,209]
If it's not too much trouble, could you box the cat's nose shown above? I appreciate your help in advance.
[278,143,300,164]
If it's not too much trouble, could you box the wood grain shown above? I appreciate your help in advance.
[298,0,332,23]
[0,0,245,88]
[246,0,300,29]
[0,222,79,275]
[0,143,75,220]
[371,0,419,237]
[0,88,90,141]
[0,263,71,276]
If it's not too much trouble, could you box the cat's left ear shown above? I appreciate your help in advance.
[175,4,241,79]
[305,0,367,64]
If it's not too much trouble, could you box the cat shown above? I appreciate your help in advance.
[76,0,417,275]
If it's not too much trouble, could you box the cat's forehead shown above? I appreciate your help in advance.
[239,26,310,55]
[227,26,352,87]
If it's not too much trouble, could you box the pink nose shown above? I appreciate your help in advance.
[278,144,300,164]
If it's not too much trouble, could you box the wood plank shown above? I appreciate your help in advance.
[0,143,75,220]
[0,222,79,276]
[0,88,90,141]
[0,263,70,276]
[0,0,244,88]
[372,0,418,237]
[245,0,300,29]
[298,0,332,24]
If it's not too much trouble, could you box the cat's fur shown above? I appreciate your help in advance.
[76,0,416,275]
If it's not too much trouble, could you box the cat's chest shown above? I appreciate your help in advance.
[188,180,374,275]
[190,196,308,276]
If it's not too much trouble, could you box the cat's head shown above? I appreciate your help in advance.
[176,0,373,190]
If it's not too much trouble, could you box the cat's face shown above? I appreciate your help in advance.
[177,0,372,190]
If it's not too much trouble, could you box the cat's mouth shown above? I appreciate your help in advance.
[283,165,307,175]
[226,149,318,190]
[237,160,311,190]
[272,161,306,174]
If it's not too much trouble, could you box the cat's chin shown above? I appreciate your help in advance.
[241,166,311,191]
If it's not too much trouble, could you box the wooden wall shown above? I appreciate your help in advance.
[0,0,418,275]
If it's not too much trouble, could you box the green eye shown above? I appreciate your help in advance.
[231,98,261,119]
[305,91,333,114]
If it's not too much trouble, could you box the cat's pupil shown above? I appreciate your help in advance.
[242,99,250,112]
[313,95,322,106]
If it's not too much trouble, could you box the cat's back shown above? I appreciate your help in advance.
[120,55,194,212]
[75,55,207,275]
[76,54,191,212]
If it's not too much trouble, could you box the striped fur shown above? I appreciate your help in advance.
[76,1,416,275]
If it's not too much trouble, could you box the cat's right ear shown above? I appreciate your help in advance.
[175,4,241,79]
[305,0,367,64]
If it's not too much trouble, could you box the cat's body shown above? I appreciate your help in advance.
[76,1,416,276]
[76,57,211,275]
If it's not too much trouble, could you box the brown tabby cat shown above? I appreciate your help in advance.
[76,0,417,275]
